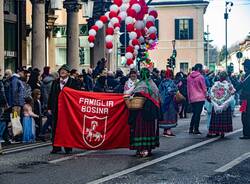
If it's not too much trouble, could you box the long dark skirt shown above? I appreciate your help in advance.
[209,107,233,134]
[159,100,177,129]
[130,111,159,151]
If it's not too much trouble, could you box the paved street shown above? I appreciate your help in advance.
[1,111,250,184]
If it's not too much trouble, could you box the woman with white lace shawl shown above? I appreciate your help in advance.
[208,71,235,138]
[124,69,139,95]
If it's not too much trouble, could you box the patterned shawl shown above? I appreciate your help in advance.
[210,80,235,113]
[159,79,178,112]
[133,79,160,107]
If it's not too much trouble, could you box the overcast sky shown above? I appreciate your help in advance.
[204,0,250,49]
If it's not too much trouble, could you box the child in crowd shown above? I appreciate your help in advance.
[22,97,38,143]
[32,89,42,139]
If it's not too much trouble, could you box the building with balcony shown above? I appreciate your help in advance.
[148,0,209,73]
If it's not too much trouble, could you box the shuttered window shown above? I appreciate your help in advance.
[175,19,193,40]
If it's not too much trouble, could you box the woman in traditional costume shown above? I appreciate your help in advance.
[124,69,139,95]
[208,71,235,138]
[128,68,160,157]
[158,69,178,137]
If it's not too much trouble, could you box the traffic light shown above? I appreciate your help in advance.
[227,63,234,74]
[167,56,176,69]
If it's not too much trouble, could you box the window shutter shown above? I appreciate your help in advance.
[189,19,193,39]
[175,19,180,40]
[155,19,159,38]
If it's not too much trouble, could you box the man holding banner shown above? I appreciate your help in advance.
[48,65,80,154]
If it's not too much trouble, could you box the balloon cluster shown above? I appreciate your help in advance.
[88,0,158,67]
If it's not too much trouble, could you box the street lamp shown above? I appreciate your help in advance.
[224,1,233,68]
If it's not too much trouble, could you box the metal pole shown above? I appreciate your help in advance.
[225,11,228,68]
[207,25,209,69]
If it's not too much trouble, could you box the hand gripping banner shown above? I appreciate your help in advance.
[54,87,130,150]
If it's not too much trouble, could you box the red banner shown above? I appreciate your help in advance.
[54,87,130,150]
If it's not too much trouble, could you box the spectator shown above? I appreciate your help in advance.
[32,89,42,139]
[124,69,138,94]
[22,97,38,143]
[41,66,50,80]
[114,76,128,93]
[187,64,207,134]
[48,64,80,154]
[83,68,93,91]
[159,69,178,137]
[28,68,41,91]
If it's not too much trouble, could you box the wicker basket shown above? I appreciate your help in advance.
[124,96,146,110]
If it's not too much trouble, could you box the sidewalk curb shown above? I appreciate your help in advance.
[2,142,51,155]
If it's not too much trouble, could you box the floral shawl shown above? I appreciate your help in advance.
[210,80,235,113]
[133,79,160,107]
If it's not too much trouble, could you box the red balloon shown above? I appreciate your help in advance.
[106,27,114,35]
[88,35,95,43]
[114,23,120,28]
[146,21,154,29]
[135,30,142,38]
[126,46,134,53]
[106,42,113,49]
[149,33,156,40]
[132,39,139,46]
[127,8,136,18]
[149,11,158,19]
[100,15,108,23]
[109,11,117,19]
[126,58,134,66]
[114,0,122,7]
[117,16,122,23]
[91,25,99,31]
[126,24,134,32]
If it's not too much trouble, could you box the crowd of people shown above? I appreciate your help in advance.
[0,57,250,158]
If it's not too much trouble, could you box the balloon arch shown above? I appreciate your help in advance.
[87,0,158,68]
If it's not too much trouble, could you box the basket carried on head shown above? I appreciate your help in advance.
[124,96,146,110]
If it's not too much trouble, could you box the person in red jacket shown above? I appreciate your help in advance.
[187,64,207,134]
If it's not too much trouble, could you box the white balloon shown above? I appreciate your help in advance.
[105,12,110,20]
[134,20,145,30]
[110,4,119,12]
[129,32,137,40]
[88,29,96,36]
[146,15,155,23]
[115,27,120,32]
[148,26,157,34]
[129,40,133,46]
[95,20,104,29]
[129,64,135,68]
[118,11,127,21]
[105,35,113,42]
[134,50,138,56]
[135,45,140,50]
[125,52,133,59]
[148,7,156,13]
[89,43,94,48]
[131,4,141,13]
[108,22,114,28]
[120,4,129,12]
[108,49,113,53]
[139,36,145,43]
[125,16,134,25]
[122,0,129,3]
[111,17,119,25]
[149,39,154,44]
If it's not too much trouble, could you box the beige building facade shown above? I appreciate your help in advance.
[149,0,209,73]
[26,1,90,71]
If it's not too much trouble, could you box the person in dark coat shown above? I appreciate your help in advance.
[236,59,250,139]
[48,64,80,154]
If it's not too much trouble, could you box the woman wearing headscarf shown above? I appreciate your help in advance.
[128,68,160,157]
[208,71,235,138]
[124,69,138,95]
[159,69,178,137]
